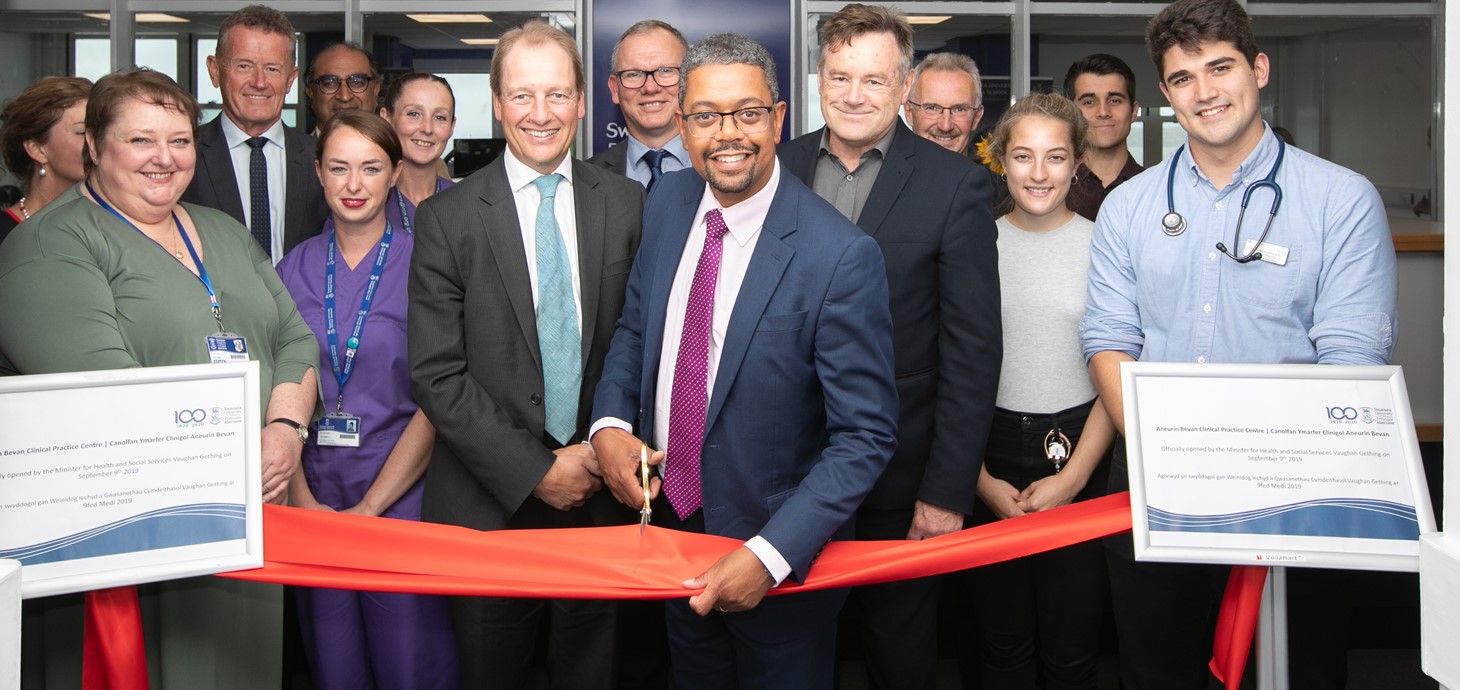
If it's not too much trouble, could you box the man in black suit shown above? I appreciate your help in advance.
[587,20,689,191]
[182,5,327,260]
[778,5,1001,689]
[407,20,643,690]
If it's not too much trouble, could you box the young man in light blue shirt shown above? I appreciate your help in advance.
[1079,0,1396,687]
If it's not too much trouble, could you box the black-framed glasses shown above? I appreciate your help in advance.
[613,67,681,89]
[312,73,374,95]
[906,99,981,120]
[682,107,776,138]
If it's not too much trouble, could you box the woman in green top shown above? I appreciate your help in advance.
[0,69,317,688]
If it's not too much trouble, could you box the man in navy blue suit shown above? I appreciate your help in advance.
[590,33,899,690]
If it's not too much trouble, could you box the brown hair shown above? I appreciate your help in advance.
[987,92,1088,165]
[817,4,913,78]
[315,109,403,168]
[491,20,584,96]
[382,72,455,119]
[217,5,297,64]
[83,69,201,175]
[1,76,92,189]
[1146,0,1259,78]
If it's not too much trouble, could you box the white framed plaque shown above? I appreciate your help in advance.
[0,363,262,598]
[1123,362,1436,572]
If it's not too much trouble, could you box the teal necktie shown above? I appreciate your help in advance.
[532,174,580,445]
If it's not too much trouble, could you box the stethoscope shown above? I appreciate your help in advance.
[1161,137,1286,264]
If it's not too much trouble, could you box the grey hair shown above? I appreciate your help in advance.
[678,33,779,106]
[912,52,983,107]
[609,20,688,73]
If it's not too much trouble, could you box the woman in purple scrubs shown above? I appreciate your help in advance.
[378,72,456,233]
[276,110,458,690]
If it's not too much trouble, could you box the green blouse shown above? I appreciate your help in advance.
[0,185,316,406]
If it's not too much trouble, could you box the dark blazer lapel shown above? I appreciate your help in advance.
[572,163,605,364]
[282,127,310,249]
[704,179,797,429]
[640,176,703,410]
[477,162,542,370]
[853,121,915,237]
[197,120,245,219]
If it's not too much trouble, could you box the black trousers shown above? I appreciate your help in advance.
[846,507,945,690]
[968,402,1109,690]
[448,497,616,690]
[1105,441,1349,690]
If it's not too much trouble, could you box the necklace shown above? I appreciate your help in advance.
[18,197,29,219]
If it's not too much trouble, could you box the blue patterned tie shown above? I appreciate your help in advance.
[532,174,581,445]
[642,148,668,193]
[245,136,271,257]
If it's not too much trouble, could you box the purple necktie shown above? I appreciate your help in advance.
[665,209,729,520]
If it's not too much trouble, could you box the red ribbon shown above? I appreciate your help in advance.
[79,492,1265,688]
[81,586,147,690]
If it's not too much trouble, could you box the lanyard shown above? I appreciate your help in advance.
[392,177,445,235]
[86,180,225,331]
[324,221,393,413]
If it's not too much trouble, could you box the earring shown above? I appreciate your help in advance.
[1071,174,1078,185]
[38,164,46,177]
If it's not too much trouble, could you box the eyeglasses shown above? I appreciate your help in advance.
[682,107,776,138]
[906,99,982,120]
[613,67,681,89]
[312,74,374,95]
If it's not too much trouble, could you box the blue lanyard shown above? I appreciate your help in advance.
[392,177,445,235]
[86,180,225,331]
[324,221,393,413]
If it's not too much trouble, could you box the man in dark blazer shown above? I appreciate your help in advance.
[182,5,327,260]
[590,34,898,690]
[407,20,643,690]
[587,21,690,191]
[777,6,1001,689]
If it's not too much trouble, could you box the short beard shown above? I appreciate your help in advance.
[702,142,758,196]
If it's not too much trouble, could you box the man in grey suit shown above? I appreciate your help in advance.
[182,5,327,260]
[587,20,690,192]
[408,20,644,690]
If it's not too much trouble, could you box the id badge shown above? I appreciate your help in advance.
[206,332,249,364]
[317,414,362,447]
[1242,239,1290,266]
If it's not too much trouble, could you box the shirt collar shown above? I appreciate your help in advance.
[220,114,285,149]
[503,147,574,195]
[625,133,689,166]
[694,159,781,247]
[816,124,895,162]
[1183,123,1278,188]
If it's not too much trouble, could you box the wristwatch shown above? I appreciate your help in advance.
[268,417,309,444]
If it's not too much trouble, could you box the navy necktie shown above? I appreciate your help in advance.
[642,148,669,193]
[245,136,271,257]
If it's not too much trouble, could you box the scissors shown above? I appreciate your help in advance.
[638,443,652,535]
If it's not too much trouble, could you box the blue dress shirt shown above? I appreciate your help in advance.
[1080,125,1396,366]
[624,134,689,189]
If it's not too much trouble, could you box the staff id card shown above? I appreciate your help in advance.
[206,333,249,365]
[317,414,361,447]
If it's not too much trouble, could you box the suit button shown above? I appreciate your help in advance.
[530,393,543,405]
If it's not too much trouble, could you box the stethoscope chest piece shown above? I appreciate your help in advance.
[1160,211,1186,237]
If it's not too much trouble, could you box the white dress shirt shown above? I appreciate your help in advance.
[502,149,583,331]
[219,115,286,261]
[592,162,792,584]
